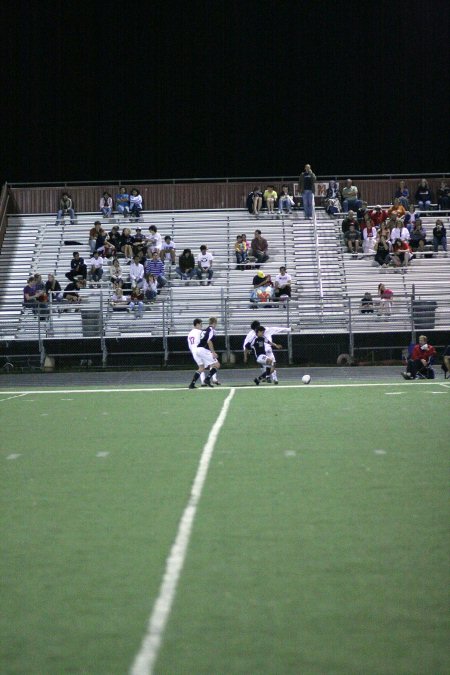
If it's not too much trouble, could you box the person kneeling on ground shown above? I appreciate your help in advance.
[402,335,436,380]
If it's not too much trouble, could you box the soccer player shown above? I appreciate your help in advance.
[187,319,219,388]
[243,319,290,384]
[245,326,281,385]
[189,317,221,388]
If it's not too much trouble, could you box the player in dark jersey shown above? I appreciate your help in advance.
[245,326,281,385]
[189,317,221,388]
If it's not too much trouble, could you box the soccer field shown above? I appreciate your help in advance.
[1,378,449,674]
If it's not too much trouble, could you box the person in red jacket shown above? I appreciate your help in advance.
[402,335,436,379]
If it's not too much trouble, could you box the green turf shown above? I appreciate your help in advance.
[1,384,449,674]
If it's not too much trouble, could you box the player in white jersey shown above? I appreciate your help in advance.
[187,318,220,388]
[243,319,291,383]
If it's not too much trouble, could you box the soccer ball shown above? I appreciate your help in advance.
[302,374,311,384]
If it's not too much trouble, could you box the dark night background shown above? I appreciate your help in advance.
[1,0,449,184]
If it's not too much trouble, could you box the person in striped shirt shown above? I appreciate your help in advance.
[144,250,168,290]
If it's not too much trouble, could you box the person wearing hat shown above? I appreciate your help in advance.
[250,269,273,304]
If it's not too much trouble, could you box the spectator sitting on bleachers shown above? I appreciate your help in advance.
[147,225,162,255]
[235,234,248,269]
[386,211,400,232]
[277,185,294,215]
[437,180,450,211]
[128,286,145,318]
[387,198,406,219]
[250,229,269,266]
[324,180,342,215]
[115,187,130,218]
[362,216,377,253]
[341,179,362,212]
[377,283,393,315]
[161,235,176,263]
[110,286,128,309]
[89,221,102,253]
[143,273,158,302]
[120,227,134,261]
[390,220,410,243]
[45,274,63,303]
[129,255,145,289]
[247,186,263,215]
[402,335,436,380]
[415,179,433,211]
[56,192,75,225]
[107,224,121,252]
[263,186,277,214]
[344,223,362,254]
[88,251,104,286]
[394,180,410,208]
[433,219,447,253]
[274,266,292,300]
[356,201,369,225]
[370,205,388,227]
[176,248,197,282]
[341,210,358,234]
[197,245,214,285]
[94,226,115,258]
[392,238,412,267]
[129,189,143,221]
[63,279,83,304]
[360,292,374,314]
[23,276,37,313]
[374,234,392,267]
[110,258,124,287]
[409,220,427,252]
[144,250,168,290]
[65,251,87,281]
[100,192,113,218]
[251,270,274,304]
[132,227,146,257]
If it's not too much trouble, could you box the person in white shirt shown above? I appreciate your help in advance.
[88,251,104,286]
[129,255,145,288]
[160,235,176,263]
[274,266,292,300]
[147,225,162,254]
[187,318,219,386]
[243,319,291,384]
[129,189,142,221]
[197,245,214,284]
[390,221,410,243]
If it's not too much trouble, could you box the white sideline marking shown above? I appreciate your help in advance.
[130,387,236,675]
[374,449,386,455]
[384,392,404,395]
[439,383,450,389]
[96,451,109,458]
[284,450,296,457]
[6,454,21,460]
[0,393,27,402]
[423,391,447,394]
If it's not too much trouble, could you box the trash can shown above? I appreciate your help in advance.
[412,300,437,330]
[81,310,101,337]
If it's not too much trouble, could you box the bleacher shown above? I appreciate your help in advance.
[1,207,449,342]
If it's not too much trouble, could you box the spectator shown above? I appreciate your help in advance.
[374,234,392,267]
[402,335,436,380]
[63,279,83,304]
[129,254,145,288]
[23,276,37,313]
[356,201,369,224]
[161,235,176,264]
[100,192,113,218]
[251,270,274,304]
[108,224,122,251]
[390,220,410,243]
[145,250,168,289]
[391,238,412,267]
[235,234,248,269]
[344,223,362,254]
[387,198,406,219]
[362,216,377,253]
[250,229,269,266]
[197,245,214,285]
[394,180,410,209]
[299,164,316,219]
[120,227,134,261]
[115,186,130,218]
[128,286,145,318]
[274,266,292,300]
[143,273,158,302]
[277,185,294,215]
[437,180,450,211]
[176,248,197,282]
[89,221,102,253]
[56,192,75,225]
[377,283,393,315]
[94,226,115,258]
[370,205,388,227]
[110,257,124,288]
[324,180,342,215]
[88,251,104,286]
[433,219,447,253]
[147,225,162,255]
[110,286,128,309]
[341,210,358,234]
[45,273,63,303]
[360,292,374,314]
[415,179,433,211]
[129,189,143,221]
[409,220,427,252]
[65,251,87,281]
[132,227,147,257]
[342,179,362,213]
[247,186,263,215]
[263,185,277,214]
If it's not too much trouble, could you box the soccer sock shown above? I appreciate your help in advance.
[191,371,201,385]
[206,367,217,382]
[272,369,278,382]
[200,371,205,384]
[265,366,272,378]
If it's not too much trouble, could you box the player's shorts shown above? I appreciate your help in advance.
[190,348,203,367]
[265,348,276,363]
[256,354,270,366]
[196,347,217,368]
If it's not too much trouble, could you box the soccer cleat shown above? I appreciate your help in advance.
[188,383,196,389]
[213,380,221,385]
[401,372,412,380]
[273,380,278,385]
[204,379,214,388]
[254,378,260,385]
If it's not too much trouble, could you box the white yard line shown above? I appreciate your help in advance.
[0,393,27,402]
[129,387,235,675]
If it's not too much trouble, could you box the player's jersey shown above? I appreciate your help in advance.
[187,328,202,353]
[198,325,216,350]
[245,335,269,359]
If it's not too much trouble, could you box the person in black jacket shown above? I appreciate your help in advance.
[65,251,87,281]
[176,248,197,281]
